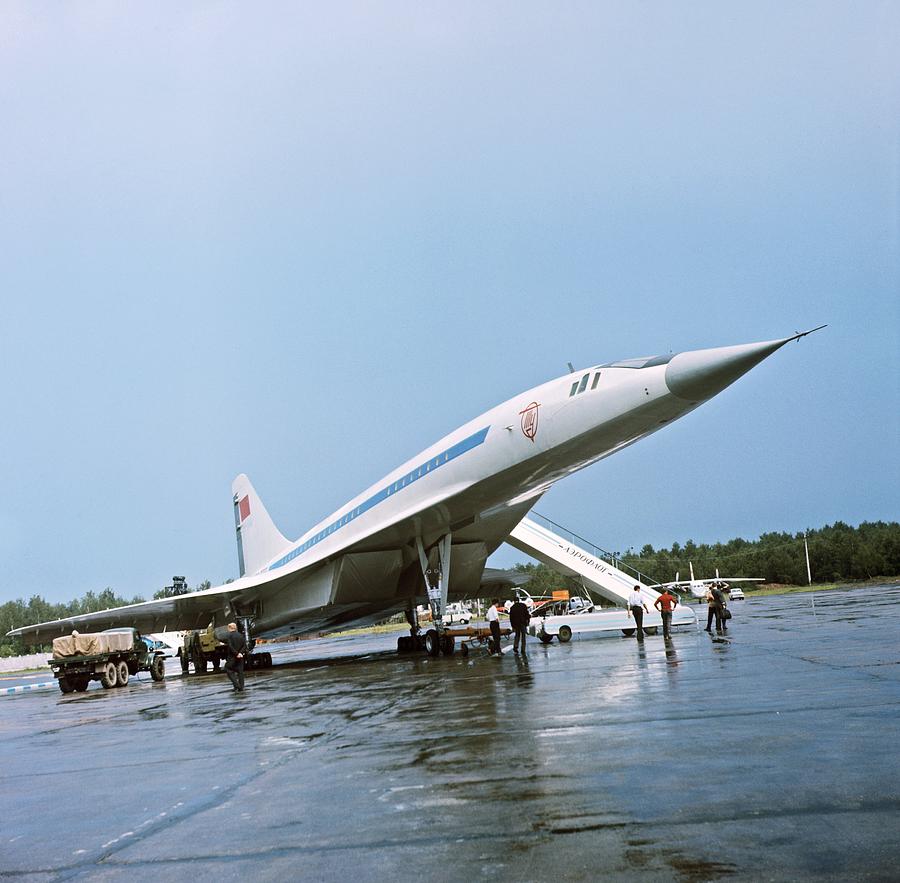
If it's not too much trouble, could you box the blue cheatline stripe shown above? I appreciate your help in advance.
[266,425,491,572]
[2,682,55,695]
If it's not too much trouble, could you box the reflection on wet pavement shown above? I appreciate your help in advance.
[2,585,899,881]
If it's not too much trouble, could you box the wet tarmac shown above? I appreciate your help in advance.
[2,585,899,882]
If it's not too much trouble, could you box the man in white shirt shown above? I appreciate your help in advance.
[486,599,502,655]
[626,586,650,640]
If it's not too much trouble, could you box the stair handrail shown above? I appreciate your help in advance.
[528,511,663,589]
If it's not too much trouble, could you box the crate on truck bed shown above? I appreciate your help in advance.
[50,628,166,694]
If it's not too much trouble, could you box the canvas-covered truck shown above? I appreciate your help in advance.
[180,625,272,675]
[50,628,166,694]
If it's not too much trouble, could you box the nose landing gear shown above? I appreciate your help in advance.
[397,533,457,656]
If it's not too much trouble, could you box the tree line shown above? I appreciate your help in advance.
[514,520,899,598]
[615,521,900,587]
[0,580,210,657]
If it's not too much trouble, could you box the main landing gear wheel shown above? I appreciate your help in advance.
[558,625,573,643]
[116,661,130,687]
[440,634,455,656]
[99,662,118,689]
[150,655,166,681]
[424,629,441,657]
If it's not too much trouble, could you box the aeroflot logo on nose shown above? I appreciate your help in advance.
[519,402,540,442]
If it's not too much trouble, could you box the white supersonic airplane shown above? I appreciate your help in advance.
[9,327,824,656]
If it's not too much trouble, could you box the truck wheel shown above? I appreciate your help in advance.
[74,677,90,692]
[116,661,129,686]
[99,662,118,689]
[180,649,189,674]
[149,655,165,682]
[59,677,75,694]
[440,634,455,655]
[558,625,573,643]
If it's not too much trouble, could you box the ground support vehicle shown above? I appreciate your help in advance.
[454,625,511,657]
[180,626,273,675]
[396,624,511,657]
[49,629,166,694]
[530,600,697,643]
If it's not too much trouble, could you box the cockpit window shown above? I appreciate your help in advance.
[577,373,589,393]
[642,353,676,368]
[597,353,674,369]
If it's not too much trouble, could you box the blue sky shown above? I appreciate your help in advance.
[1,3,897,604]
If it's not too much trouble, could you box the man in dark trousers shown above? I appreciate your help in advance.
[627,585,650,639]
[705,584,727,632]
[224,622,248,692]
[653,588,678,638]
[486,599,502,655]
[509,597,531,655]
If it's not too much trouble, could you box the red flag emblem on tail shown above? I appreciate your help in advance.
[519,401,540,442]
[238,495,251,523]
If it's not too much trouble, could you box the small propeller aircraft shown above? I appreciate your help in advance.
[659,562,765,599]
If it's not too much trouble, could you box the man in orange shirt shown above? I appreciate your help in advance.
[653,589,678,638]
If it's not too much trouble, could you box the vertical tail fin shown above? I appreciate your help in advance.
[231,474,290,577]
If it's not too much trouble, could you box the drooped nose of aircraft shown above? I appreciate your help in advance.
[665,335,799,402]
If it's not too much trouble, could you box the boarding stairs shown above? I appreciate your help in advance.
[507,512,696,630]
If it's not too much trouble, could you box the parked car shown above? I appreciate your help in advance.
[727,587,745,601]
[442,603,473,625]
[142,633,183,657]
[530,595,696,642]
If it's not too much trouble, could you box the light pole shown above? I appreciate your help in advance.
[804,533,812,586]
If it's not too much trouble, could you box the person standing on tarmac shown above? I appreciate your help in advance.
[627,586,650,639]
[486,599,502,655]
[224,622,248,692]
[509,597,531,655]
[705,584,727,632]
[653,589,678,638]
